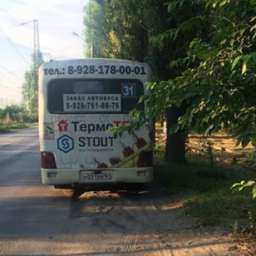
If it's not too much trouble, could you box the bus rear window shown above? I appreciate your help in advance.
[47,79,144,114]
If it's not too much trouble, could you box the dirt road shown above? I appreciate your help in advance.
[0,128,238,255]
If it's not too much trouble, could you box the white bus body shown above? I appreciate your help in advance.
[39,59,153,187]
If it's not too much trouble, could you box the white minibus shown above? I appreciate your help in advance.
[38,59,153,189]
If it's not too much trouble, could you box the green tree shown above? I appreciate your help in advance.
[0,105,24,122]
[22,52,43,120]
[84,0,107,57]
[83,0,204,162]
[147,0,256,145]
[83,0,256,170]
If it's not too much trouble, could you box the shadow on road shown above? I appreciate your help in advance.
[0,185,235,256]
[0,185,190,238]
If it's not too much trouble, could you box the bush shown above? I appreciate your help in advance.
[0,105,36,123]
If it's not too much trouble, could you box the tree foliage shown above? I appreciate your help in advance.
[84,0,108,57]
[0,105,23,121]
[83,0,256,197]
[22,52,43,120]
[156,0,256,145]
[232,180,256,200]
[84,1,256,150]
[84,0,203,162]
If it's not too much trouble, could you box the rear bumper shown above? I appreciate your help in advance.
[41,167,153,185]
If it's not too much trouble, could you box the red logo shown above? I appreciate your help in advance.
[58,120,68,132]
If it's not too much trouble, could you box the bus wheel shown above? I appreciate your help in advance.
[71,187,86,201]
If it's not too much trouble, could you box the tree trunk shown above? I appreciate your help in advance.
[165,107,186,163]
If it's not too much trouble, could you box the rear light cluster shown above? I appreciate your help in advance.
[137,151,153,167]
[41,152,57,169]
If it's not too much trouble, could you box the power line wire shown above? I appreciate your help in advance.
[0,85,22,91]
[0,70,23,86]
[0,27,30,65]
[0,64,22,80]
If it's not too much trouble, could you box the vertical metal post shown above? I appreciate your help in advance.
[33,20,36,72]
[33,19,40,117]
[36,20,40,59]
[33,19,40,69]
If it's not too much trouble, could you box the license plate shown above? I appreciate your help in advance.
[80,171,112,183]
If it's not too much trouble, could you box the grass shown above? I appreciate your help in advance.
[155,160,256,228]
[0,122,29,132]
[155,133,256,253]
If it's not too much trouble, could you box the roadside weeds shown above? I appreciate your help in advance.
[0,122,36,133]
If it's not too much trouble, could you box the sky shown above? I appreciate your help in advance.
[0,0,86,107]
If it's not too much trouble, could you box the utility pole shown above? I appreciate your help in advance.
[33,19,40,72]
[19,19,40,117]
[20,19,40,70]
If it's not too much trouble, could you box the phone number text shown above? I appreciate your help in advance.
[43,65,147,76]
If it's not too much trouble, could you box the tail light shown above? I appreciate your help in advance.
[137,151,153,167]
[41,152,57,169]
